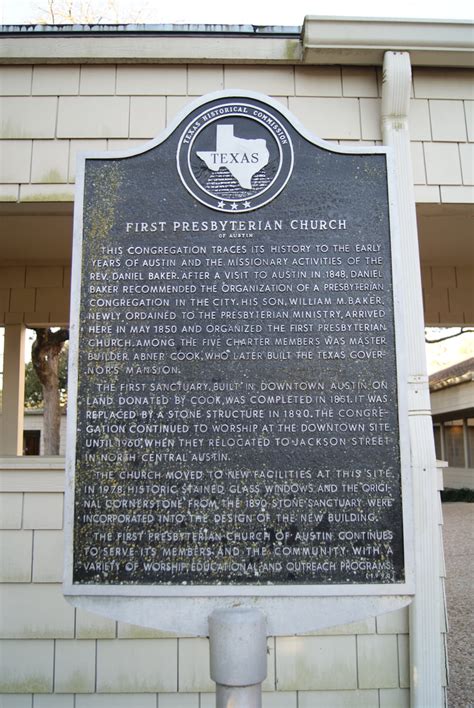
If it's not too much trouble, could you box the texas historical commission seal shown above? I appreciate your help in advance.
[177,101,294,213]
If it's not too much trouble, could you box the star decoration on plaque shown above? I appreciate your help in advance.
[214,199,253,212]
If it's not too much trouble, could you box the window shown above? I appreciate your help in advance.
[444,422,465,468]
[23,429,40,456]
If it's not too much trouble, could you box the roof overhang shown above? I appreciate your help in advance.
[303,16,474,67]
[430,372,474,393]
[0,16,472,66]
[430,377,474,420]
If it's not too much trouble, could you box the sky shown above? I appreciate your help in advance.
[1,0,473,25]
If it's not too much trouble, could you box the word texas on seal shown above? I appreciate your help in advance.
[177,101,294,213]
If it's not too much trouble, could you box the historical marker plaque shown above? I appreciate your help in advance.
[65,92,411,601]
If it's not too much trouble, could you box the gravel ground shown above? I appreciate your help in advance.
[443,503,474,708]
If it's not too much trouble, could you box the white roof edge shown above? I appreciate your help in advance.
[304,15,473,24]
[0,23,301,34]
[303,17,474,67]
[0,17,472,66]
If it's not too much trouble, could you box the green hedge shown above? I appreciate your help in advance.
[441,488,474,502]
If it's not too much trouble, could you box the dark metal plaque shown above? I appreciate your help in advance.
[69,93,407,590]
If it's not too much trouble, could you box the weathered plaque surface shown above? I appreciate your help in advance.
[66,92,411,600]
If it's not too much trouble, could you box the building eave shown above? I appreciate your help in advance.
[0,16,472,66]
[430,373,474,393]
[303,16,474,67]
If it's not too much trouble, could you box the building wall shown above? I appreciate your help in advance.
[0,64,472,200]
[431,379,474,489]
[431,380,474,416]
[0,464,415,706]
[23,412,68,456]
[442,466,474,489]
[0,55,458,704]
[0,266,70,327]
[422,265,474,326]
[0,63,473,327]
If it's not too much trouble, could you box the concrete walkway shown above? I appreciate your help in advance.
[443,503,474,708]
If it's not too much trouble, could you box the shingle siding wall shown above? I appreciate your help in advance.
[0,64,472,327]
[3,263,471,328]
[0,266,70,326]
[0,468,414,706]
[0,65,472,200]
[422,265,474,325]
[0,58,462,703]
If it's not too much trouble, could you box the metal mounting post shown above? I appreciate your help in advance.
[209,608,267,708]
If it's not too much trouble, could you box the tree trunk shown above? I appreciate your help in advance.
[31,328,69,455]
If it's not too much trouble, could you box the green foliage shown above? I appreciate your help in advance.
[24,361,42,408]
[441,488,474,503]
[24,343,69,408]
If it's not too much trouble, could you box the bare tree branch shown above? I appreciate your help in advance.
[48,0,56,22]
[34,0,154,24]
[425,327,474,344]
